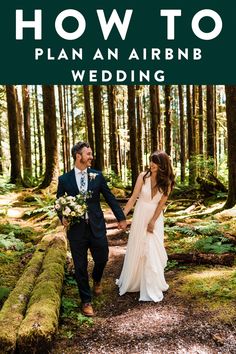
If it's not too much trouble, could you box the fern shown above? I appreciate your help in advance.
[195,222,223,236]
[194,235,236,254]
[0,232,25,251]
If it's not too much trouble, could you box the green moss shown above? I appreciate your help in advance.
[17,236,66,353]
[0,237,51,353]
[174,267,236,324]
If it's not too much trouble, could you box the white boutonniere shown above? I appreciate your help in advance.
[89,172,98,180]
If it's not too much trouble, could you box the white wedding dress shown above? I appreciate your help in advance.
[116,177,169,302]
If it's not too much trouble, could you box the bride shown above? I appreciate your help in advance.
[116,151,175,302]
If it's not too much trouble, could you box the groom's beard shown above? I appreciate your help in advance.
[81,157,92,166]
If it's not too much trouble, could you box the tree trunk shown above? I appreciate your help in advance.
[156,86,162,150]
[65,86,71,171]
[164,85,172,155]
[15,87,25,176]
[187,85,196,184]
[58,85,66,173]
[93,85,104,171]
[198,85,204,155]
[107,85,119,174]
[34,85,43,177]
[178,85,185,183]
[70,85,75,146]
[136,85,143,171]
[39,85,58,189]
[149,85,158,152]
[6,85,22,184]
[127,85,139,189]
[224,86,236,208]
[31,90,38,178]
[206,85,216,169]
[22,85,32,183]
[83,85,94,152]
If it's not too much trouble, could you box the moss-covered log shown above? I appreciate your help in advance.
[0,237,51,354]
[168,252,235,266]
[17,235,66,354]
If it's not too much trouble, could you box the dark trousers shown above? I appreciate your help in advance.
[69,222,109,303]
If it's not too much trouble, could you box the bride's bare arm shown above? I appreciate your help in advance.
[147,194,169,233]
[123,173,144,216]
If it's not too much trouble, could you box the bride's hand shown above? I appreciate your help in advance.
[147,220,155,233]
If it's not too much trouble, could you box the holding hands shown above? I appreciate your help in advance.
[118,220,127,231]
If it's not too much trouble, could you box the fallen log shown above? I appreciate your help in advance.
[17,235,66,354]
[196,174,227,195]
[224,233,236,246]
[0,237,51,353]
[168,252,235,266]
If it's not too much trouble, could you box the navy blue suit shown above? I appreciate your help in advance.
[56,168,125,303]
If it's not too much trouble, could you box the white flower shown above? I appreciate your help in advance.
[75,205,82,212]
[71,211,76,217]
[89,172,98,180]
[55,203,60,210]
[63,207,71,216]
[60,198,66,205]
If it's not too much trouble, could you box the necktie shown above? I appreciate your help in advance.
[80,171,86,193]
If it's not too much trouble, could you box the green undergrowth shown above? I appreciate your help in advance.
[59,273,94,338]
[0,223,41,306]
[0,222,39,244]
[173,266,236,324]
[165,219,236,255]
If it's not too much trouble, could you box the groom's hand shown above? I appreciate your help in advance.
[118,220,127,231]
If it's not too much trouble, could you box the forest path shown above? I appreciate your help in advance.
[51,211,236,354]
[1,191,235,353]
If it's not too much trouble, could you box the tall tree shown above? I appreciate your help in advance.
[107,85,119,174]
[15,87,25,174]
[224,86,236,208]
[83,86,94,152]
[128,85,139,188]
[58,85,66,173]
[136,85,143,171]
[93,85,104,171]
[178,85,185,183]
[149,85,158,151]
[156,86,162,150]
[39,85,58,189]
[206,85,216,171]
[70,85,75,146]
[186,85,196,184]
[164,85,172,155]
[34,85,43,176]
[22,85,32,182]
[6,85,22,184]
[198,85,204,155]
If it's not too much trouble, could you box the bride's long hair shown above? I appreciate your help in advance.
[143,151,175,195]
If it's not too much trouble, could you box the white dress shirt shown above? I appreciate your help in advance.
[74,167,88,192]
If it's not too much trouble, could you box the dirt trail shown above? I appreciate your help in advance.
[51,215,236,354]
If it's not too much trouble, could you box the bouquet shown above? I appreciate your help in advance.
[54,192,92,227]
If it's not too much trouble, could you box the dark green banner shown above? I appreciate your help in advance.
[0,1,235,84]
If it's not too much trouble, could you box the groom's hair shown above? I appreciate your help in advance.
[71,142,90,161]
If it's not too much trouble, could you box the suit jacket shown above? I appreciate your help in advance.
[56,168,125,239]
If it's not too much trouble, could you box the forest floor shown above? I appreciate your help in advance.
[0,189,236,353]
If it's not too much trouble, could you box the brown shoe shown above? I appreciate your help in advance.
[82,303,94,317]
[93,281,102,296]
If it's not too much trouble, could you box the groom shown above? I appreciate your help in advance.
[56,142,127,316]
